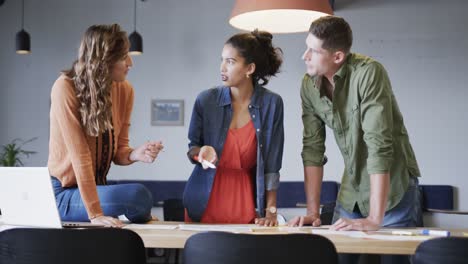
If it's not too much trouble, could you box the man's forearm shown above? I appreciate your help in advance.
[304,166,323,216]
[368,173,390,225]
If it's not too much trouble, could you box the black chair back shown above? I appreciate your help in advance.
[320,202,336,225]
[412,237,468,264]
[183,231,338,264]
[0,228,147,264]
[161,199,185,264]
[163,198,185,221]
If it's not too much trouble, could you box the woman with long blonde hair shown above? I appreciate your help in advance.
[48,24,163,227]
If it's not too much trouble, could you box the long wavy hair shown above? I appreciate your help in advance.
[63,24,129,137]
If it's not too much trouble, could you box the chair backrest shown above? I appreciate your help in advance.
[183,231,338,264]
[277,181,339,208]
[320,202,336,225]
[163,198,185,221]
[419,185,454,211]
[0,228,147,264]
[412,237,468,264]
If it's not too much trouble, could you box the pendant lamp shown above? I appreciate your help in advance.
[229,0,334,34]
[129,0,143,55]
[16,0,31,54]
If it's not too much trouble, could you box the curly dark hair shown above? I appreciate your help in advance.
[225,30,283,86]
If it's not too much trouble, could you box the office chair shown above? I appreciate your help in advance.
[412,236,468,264]
[0,228,147,264]
[163,198,185,221]
[160,198,185,263]
[320,202,336,225]
[183,231,338,264]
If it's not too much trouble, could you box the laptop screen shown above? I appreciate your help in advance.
[0,167,63,228]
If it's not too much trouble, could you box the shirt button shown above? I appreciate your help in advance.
[249,105,252,108]
[260,144,263,148]
[257,129,260,132]
[252,114,256,118]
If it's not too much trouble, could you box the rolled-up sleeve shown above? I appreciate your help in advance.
[264,96,284,191]
[301,76,326,167]
[359,63,394,174]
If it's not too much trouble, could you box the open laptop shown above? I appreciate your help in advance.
[0,167,104,228]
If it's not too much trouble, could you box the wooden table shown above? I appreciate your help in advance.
[133,229,416,254]
[126,222,468,255]
[1,221,464,255]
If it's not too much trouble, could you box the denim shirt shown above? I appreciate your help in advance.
[183,85,284,221]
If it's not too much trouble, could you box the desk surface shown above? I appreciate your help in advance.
[1,221,465,255]
[126,222,468,255]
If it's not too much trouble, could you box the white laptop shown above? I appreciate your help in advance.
[0,167,104,228]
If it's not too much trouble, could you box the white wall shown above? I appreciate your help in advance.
[1,0,467,222]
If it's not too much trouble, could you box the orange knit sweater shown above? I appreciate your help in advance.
[48,75,134,219]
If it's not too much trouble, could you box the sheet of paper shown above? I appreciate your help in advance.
[178,224,257,233]
[250,226,329,233]
[354,229,434,241]
[308,228,430,240]
[311,229,367,236]
[179,224,334,234]
[352,233,431,241]
[124,224,179,230]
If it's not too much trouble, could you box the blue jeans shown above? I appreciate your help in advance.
[332,176,423,264]
[51,177,153,223]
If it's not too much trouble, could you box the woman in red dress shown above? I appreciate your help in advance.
[183,30,284,226]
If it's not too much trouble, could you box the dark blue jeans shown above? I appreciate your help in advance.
[332,176,423,264]
[51,177,153,223]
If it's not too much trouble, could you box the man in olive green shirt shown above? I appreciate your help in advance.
[289,16,422,235]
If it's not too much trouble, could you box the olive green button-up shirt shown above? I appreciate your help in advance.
[301,53,421,216]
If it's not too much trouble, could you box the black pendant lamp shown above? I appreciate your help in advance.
[129,0,143,55]
[16,0,31,54]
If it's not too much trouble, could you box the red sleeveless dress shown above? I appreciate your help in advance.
[185,121,257,223]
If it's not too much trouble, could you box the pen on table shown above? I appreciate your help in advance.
[421,229,450,237]
[391,229,451,237]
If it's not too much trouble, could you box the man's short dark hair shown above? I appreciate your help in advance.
[309,16,353,53]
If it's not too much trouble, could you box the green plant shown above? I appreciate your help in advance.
[0,137,37,167]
